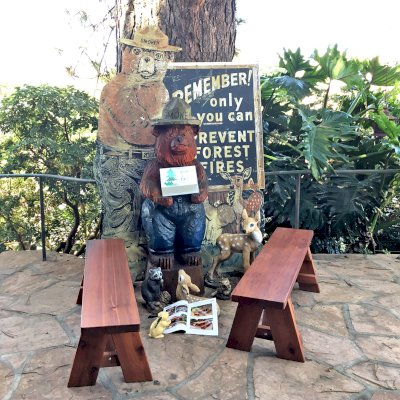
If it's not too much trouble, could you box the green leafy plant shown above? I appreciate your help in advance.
[0,85,100,253]
[262,47,400,253]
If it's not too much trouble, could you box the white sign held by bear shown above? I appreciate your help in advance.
[160,166,199,196]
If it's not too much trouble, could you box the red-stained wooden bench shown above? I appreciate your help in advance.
[68,239,152,387]
[226,227,320,362]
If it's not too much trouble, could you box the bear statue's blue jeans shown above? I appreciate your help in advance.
[141,196,206,255]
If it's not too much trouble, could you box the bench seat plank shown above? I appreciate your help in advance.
[231,227,314,309]
[68,239,152,387]
[82,239,140,330]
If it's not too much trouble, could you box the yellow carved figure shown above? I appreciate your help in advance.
[148,311,171,339]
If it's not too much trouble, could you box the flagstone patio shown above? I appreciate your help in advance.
[0,250,399,399]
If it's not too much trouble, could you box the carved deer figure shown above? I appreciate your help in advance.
[207,209,262,282]
[220,167,263,232]
[176,269,220,314]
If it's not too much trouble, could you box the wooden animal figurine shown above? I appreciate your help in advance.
[175,269,201,302]
[141,267,169,312]
[176,270,220,315]
[220,167,263,233]
[211,277,232,300]
[148,311,171,339]
[207,209,262,283]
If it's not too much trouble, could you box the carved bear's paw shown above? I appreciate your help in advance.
[153,196,173,207]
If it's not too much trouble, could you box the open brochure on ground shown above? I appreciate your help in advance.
[163,298,218,336]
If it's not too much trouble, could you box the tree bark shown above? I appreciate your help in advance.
[119,0,236,70]
[63,191,80,254]
[74,214,102,256]
[158,0,236,62]
[0,212,27,250]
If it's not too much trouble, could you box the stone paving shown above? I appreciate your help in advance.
[0,250,399,400]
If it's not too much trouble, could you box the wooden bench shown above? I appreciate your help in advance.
[68,239,152,387]
[226,227,320,362]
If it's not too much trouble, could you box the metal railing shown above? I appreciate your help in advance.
[1,169,399,260]
[0,173,96,261]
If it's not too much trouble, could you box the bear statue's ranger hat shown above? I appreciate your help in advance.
[119,26,181,52]
[152,98,201,126]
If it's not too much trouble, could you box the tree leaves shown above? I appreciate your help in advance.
[319,174,380,234]
[364,57,400,86]
[369,111,400,155]
[311,45,360,85]
[262,45,400,252]
[298,109,356,180]
[0,85,99,253]
[278,48,312,77]
[270,76,310,99]
[0,85,98,175]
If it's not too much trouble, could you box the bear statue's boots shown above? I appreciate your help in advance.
[148,253,175,270]
[179,252,202,266]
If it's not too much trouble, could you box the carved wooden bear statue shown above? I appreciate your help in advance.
[140,98,208,274]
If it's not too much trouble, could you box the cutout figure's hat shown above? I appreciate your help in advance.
[151,98,201,126]
[120,26,181,52]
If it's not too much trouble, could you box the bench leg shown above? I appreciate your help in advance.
[297,248,320,293]
[113,332,153,382]
[266,298,305,362]
[226,302,263,351]
[68,329,107,387]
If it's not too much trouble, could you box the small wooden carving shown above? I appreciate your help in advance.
[141,267,171,312]
[207,209,262,284]
[176,269,220,315]
[211,277,232,300]
[220,168,264,233]
[148,311,171,339]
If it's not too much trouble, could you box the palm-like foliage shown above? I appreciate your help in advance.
[262,46,400,253]
[319,174,380,233]
[298,109,357,178]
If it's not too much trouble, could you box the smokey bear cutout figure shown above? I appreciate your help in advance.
[94,26,181,280]
[140,98,208,295]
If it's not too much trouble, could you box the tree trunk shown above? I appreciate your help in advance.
[158,0,236,62]
[74,214,103,256]
[119,0,236,70]
[63,191,80,254]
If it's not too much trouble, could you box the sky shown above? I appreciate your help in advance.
[235,0,400,67]
[1,0,399,97]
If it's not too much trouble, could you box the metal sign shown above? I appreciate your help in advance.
[164,63,265,191]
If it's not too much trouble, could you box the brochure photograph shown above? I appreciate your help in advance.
[163,298,219,336]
